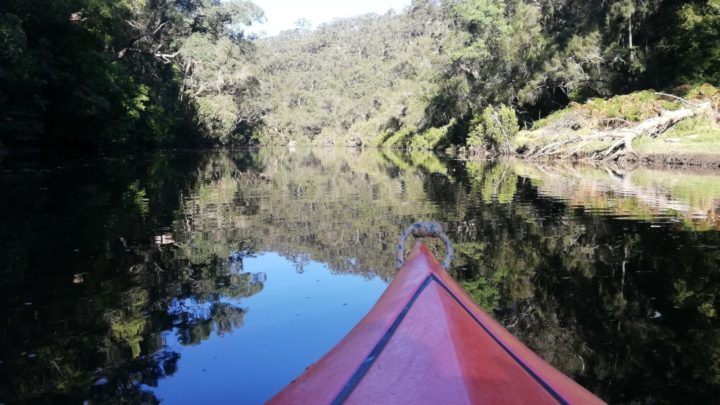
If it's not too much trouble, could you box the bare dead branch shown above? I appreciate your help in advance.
[654,92,705,108]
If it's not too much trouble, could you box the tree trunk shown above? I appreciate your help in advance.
[600,105,701,160]
[525,103,709,161]
[628,13,635,62]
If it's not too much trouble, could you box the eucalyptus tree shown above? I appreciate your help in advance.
[0,0,263,148]
[250,1,450,145]
[430,0,709,128]
[675,0,720,84]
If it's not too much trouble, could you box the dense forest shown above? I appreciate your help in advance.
[1,0,719,150]
[0,0,263,148]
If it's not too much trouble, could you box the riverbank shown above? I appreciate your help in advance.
[510,85,720,169]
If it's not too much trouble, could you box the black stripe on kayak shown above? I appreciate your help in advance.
[430,274,569,405]
[332,274,568,405]
[332,275,434,404]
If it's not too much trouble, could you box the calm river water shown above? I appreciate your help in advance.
[2,148,720,403]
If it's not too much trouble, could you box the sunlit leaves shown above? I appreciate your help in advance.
[251,7,449,145]
[676,0,720,84]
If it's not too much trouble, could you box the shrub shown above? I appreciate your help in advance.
[383,127,415,149]
[409,119,456,150]
[467,105,518,153]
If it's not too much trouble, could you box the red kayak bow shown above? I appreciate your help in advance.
[269,222,604,404]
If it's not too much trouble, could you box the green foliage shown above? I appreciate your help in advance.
[0,0,263,148]
[466,160,517,203]
[685,83,720,99]
[455,242,501,310]
[0,12,43,138]
[429,0,718,129]
[123,181,149,215]
[676,0,720,85]
[383,127,416,149]
[195,94,241,142]
[250,5,449,145]
[409,119,456,150]
[531,90,683,131]
[1,0,719,150]
[467,104,518,152]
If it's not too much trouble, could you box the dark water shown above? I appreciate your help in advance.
[2,148,720,404]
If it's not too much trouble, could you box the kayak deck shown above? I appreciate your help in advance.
[269,243,604,404]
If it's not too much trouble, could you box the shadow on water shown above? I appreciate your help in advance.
[0,152,266,403]
[1,148,720,403]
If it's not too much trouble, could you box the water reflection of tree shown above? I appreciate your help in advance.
[4,149,720,403]
[0,153,265,403]
[196,148,450,279]
[183,148,720,402]
[446,162,720,403]
[179,148,720,402]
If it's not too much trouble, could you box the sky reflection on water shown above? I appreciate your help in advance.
[151,253,386,404]
[2,148,720,403]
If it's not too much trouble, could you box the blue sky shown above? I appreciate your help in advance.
[247,0,413,36]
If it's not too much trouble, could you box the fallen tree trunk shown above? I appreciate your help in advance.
[525,101,710,161]
[599,103,708,161]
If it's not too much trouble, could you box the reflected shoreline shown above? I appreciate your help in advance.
[2,148,720,403]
